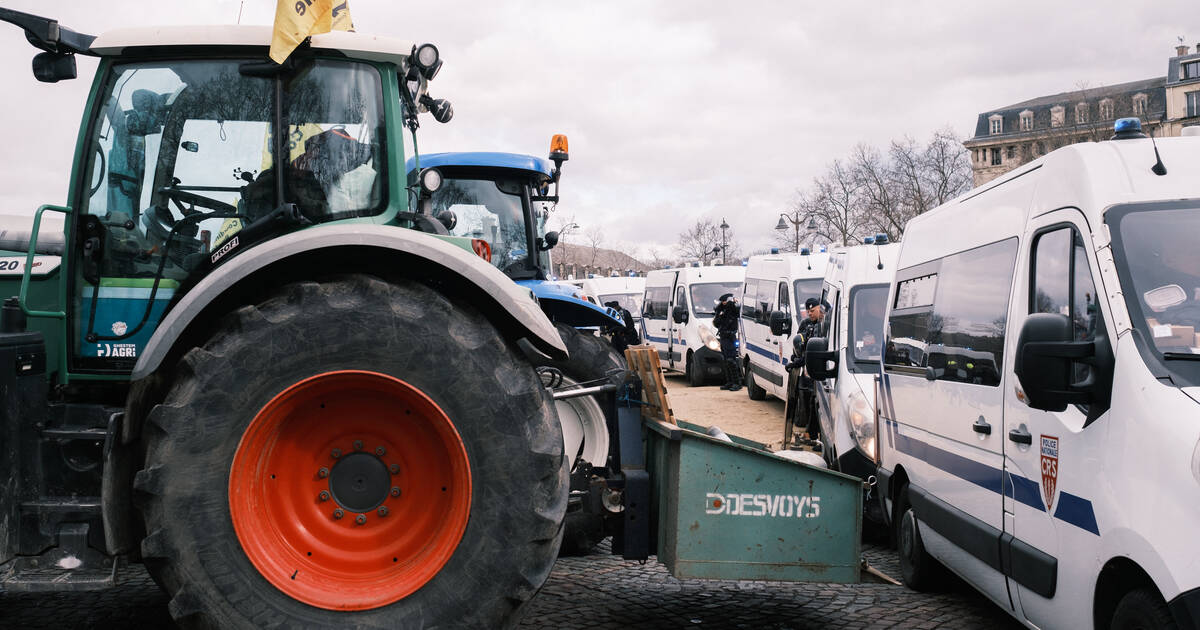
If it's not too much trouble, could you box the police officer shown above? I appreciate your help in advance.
[604,300,641,353]
[713,293,742,391]
[784,297,829,445]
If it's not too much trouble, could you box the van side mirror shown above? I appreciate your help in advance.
[769,310,791,336]
[803,336,838,381]
[672,305,689,324]
[1014,313,1101,412]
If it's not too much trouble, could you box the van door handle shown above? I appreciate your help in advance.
[972,417,991,435]
[1008,426,1032,445]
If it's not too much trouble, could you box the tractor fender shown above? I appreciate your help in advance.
[518,280,626,328]
[131,224,567,380]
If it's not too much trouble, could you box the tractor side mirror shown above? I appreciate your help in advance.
[803,336,838,381]
[435,210,457,231]
[1014,313,1100,412]
[672,305,689,324]
[769,310,791,336]
[538,231,559,251]
[32,51,76,83]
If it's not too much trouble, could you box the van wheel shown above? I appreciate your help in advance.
[745,362,766,400]
[134,276,567,629]
[1111,588,1177,630]
[686,352,705,387]
[896,485,944,592]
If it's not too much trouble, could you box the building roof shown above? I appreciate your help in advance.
[967,76,1166,143]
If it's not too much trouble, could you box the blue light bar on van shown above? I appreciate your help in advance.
[874,233,889,245]
[770,247,779,254]
[1114,117,1141,133]
[863,237,875,244]
[800,248,810,255]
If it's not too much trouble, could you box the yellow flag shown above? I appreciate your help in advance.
[270,0,354,64]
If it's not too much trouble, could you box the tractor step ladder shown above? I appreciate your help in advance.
[0,523,118,592]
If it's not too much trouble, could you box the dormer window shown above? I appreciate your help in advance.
[989,114,1003,135]
[1132,93,1147,116]
[1051,105,1065,127]
[1184,60,1200,80]
[1019,110,1033,131]
[1099,98,1114,119]
[1075,102,1089,124]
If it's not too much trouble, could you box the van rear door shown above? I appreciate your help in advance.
[643,272,677,366]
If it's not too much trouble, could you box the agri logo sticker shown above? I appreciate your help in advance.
[1040,435,1059,511]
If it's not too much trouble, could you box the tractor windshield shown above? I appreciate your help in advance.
[430,177,549,278]
[73,57,387,368]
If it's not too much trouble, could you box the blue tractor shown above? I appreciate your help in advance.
[406,137,628,553]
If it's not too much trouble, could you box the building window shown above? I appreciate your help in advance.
[1132,93,1147,116]
[1006,146,1015,160]
[991,147,1001,165]
[1188,91,1200,118]
[1051,105,1065,127]
[1184,60,1200,80]
[1099,99,1114,119]
[1019,110,1033,131]
[1036,141,1046,155]
[989,114,1003,135]
[1075,102,1089,124]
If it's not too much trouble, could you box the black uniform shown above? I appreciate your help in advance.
[784,298,829,445]
[713,294,742,391]
[604,301,641,354]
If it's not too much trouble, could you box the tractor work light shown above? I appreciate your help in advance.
[419,167,443,193]
[413,43,442,79]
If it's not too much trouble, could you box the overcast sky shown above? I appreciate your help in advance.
[0,1,1192,257]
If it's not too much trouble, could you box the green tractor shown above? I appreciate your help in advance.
[0,8,569,628]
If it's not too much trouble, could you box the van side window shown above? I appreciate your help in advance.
[756,281,774,324]
[885,239,1018,387]
[1031,226,1105,404]
[742,279,759,319]
[778,281,790,318]
[644,287,670,320]
[675,286,687,313]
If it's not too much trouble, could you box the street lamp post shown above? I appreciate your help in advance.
[775,213,818,253]
[719,218,729,265]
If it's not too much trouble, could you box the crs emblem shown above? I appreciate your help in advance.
[1040,435,1059,511]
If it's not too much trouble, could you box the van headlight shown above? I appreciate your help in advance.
[699,324,720,351]
[847,389,875,460]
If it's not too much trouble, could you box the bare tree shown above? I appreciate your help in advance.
[644,245,678,270]
[810,159,867,247]
[851,143,904,240]
[582,225,605,266]
[676,218,739,264]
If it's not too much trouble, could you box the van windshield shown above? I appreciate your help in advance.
[1109,204,1200,360]
[599,292,643,317]
[691,282,744,316]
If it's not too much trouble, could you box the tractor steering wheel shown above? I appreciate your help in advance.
[158,186,238,216]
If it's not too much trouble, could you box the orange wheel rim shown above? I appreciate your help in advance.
[229,370,471,611]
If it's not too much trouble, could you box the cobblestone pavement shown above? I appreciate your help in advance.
[0,540,1022,629]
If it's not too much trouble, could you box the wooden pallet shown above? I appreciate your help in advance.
[623,345,676,425]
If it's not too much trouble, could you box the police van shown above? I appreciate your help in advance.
[868,121,1200,629]
[642,265,745,386]
[576,275,646,321]
[739,250,828,401]
[804,240,899,497]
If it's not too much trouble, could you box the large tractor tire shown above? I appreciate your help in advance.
[133,275,568,629]
[544,322,624,556]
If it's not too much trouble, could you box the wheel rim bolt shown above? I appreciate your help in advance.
[376,446,386,456]
[390,486,401,497]
[377,506,388,517]
[318,491,330,502]
[331,448,341,459]
[353,440,363,451]
[317,467,329,479]
[389,464,400,475]
[355,514,367,525]
[333,509,344,519]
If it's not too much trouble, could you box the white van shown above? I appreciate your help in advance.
[642,265,745,386]
[866,124,1200,629]
[577,276,646,320]
[804,241,900,496]
[739,250,828,401]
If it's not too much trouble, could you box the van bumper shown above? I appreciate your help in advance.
[694,346,726,378]
[1170,586,1200,630]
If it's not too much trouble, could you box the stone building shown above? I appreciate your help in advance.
[964,43,1200,186]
